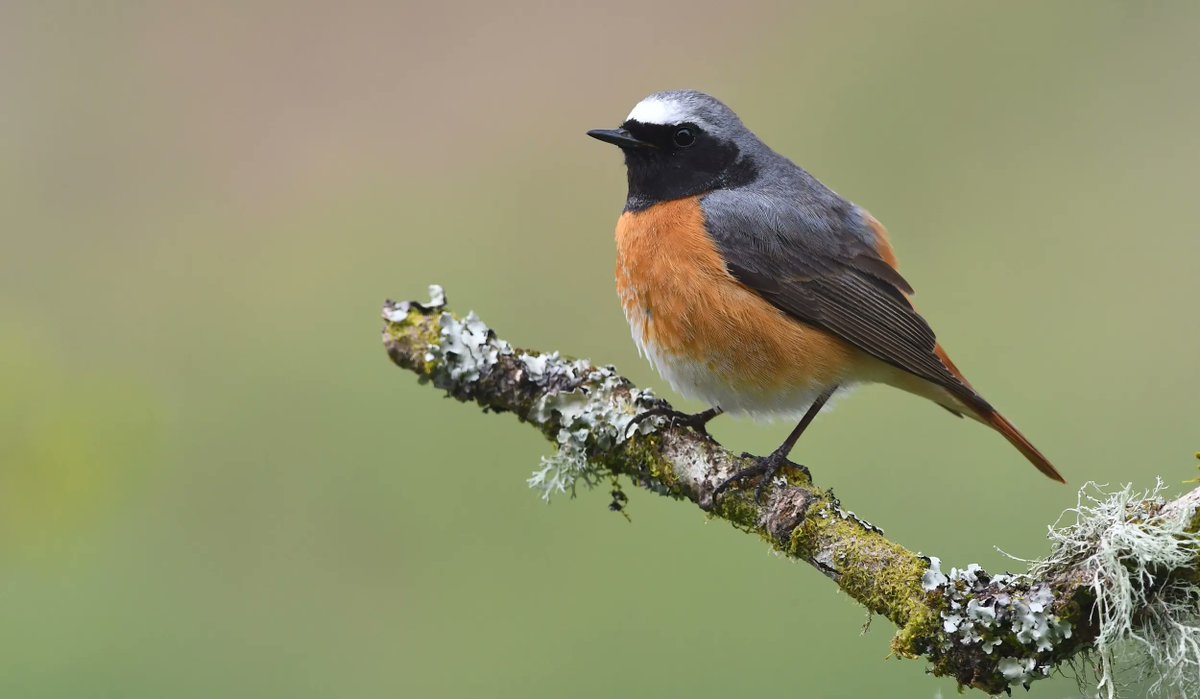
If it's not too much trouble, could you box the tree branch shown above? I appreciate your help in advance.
[382,286,1200,697]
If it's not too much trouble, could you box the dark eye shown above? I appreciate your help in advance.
[672,127,695,148]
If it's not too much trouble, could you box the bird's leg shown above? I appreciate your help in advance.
[711,386,837,504]
[627,406,723,440]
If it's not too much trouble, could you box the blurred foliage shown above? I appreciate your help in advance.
[1,1,1198,697]
[0,320,157,560]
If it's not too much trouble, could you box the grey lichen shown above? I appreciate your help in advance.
[917,480,1200,696]
[921,556,949,592]
[926,561,1073,689]
[1031,480,1200,698]
[382,283,447,319]
[831,505,885,535]
[432,311,510,384]
[386,285,664,501]
[523,355,660,500]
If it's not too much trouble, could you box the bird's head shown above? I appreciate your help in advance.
[588,90,761,211]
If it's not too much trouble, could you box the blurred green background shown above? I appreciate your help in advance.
[2,2,1198,697]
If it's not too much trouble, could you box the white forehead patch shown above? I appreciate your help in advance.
[625,95,690,125]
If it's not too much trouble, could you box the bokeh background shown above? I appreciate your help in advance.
[3,2,1199,697]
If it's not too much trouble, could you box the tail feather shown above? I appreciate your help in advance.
[932,343,1064,483]
[982,410,1065,483]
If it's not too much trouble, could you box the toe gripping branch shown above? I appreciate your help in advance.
[627,406,722,440]
[710,449,812,504]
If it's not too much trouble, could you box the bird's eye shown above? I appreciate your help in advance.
[673,127,696,148]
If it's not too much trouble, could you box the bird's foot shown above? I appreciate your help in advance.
[626,406,721,440]
[710,449,811,505]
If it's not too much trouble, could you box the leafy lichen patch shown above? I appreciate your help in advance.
[926,564,1072,689]
[523,359,659,500]
[1031,480,1200,698]
[383,284,446,320]
[831,504,884,535]
[431,311,512,385]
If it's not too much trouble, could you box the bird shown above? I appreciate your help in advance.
[586,90,1064,501]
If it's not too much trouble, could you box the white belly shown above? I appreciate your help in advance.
[629,316,853,421]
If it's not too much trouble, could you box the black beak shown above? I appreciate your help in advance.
[586,128,657,150]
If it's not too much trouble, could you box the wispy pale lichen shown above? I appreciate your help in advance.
[1032,480,1200,698]
[385,285,663,501]
[524,355,659,500]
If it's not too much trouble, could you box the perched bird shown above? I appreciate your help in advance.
[587,90,1063,500]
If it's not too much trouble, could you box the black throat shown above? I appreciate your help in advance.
[619,122,759,212]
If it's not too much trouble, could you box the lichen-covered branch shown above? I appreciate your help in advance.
[382,286,1200,697]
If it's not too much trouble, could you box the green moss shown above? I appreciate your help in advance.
[780,466,813,488]
[592,434,683,499]
[635,436,676,489]
[384,311,442,376]
[785,501,940,656]
[713,493,764,531]
[892,602,944,658]
[783,495,835,560]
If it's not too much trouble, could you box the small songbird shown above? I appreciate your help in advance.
[587,90,1063,500]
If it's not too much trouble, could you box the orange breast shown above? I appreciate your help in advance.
[615,196,861,414]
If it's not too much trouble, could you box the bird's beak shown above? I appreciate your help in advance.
[586,128,657,150]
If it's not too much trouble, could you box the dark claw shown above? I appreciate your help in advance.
[626,406,720,440]
[626,406,682,437]
[711,451,809,505]
[707,386,833,507]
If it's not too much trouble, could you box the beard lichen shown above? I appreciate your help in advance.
[916,480,1200,697]
[523,354,661,501]
[1030,480,1200,699]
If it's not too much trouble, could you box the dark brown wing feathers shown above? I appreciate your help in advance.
[709,204,1064,482]
[723,255,977,407]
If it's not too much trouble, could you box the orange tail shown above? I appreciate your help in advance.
[933,344,1064,483]
[983,411,1065,483]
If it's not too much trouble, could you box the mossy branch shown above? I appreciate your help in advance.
[382,286,1200,697]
